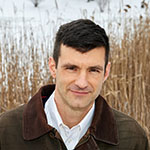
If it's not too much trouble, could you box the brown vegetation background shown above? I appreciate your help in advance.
[0,15,150,141]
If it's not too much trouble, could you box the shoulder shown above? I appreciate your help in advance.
[0,105,28,147]
[112,108,149,148]
[113,109,139,126]
[112,108,146,135]
[0,105,25,129]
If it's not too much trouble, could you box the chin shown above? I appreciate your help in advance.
[70,102,91,111]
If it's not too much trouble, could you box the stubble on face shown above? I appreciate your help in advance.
[52,44,108,113]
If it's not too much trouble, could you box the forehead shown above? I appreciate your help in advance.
[58,44,105,67]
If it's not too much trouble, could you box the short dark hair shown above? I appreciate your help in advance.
[53,19,110,69]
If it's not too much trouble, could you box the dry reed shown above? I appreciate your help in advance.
[102,16,150,141]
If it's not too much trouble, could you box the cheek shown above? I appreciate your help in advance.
[56,71,72,88]
[90,74,104,85]
[58,73,77,85]
[92,77,104,92]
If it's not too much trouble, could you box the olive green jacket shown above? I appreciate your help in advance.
[0,85,149,150]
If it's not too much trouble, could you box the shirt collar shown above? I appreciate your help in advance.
[78,103,95,139]
[44,91,63,133]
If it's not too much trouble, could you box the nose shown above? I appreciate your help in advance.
[74,71,88,89]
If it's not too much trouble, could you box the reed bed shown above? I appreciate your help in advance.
[0,15,150,141]
[102,16,150,141]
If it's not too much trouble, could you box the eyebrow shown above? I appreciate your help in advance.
[61,63,104,71]
[61,63,78,68]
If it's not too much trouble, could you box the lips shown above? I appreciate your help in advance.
[68,84,93,96]
[70,89,90,95]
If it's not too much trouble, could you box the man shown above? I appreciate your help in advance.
[0,19,149,150]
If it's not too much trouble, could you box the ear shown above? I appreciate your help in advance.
[49,57,57,78]
[103,62,111,82]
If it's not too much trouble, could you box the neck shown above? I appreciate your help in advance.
[54,99,93,129]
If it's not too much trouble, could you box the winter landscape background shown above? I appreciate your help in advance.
[0,0,150,142]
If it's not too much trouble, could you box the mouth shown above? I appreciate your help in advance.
[70,90,90,96]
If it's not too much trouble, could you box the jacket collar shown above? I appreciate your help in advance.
[89,96,118,145]
[23,84,118,145]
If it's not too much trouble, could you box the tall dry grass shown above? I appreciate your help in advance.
[0,15,150,141]
[0,21,52,112]
[102,16,150,141]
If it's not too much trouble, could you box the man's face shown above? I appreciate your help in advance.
[49,44,110,112]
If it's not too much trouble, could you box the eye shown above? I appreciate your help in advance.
[89,68,101,73]
[65,65,78,71]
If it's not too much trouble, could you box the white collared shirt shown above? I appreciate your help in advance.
[44,91,95,150]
